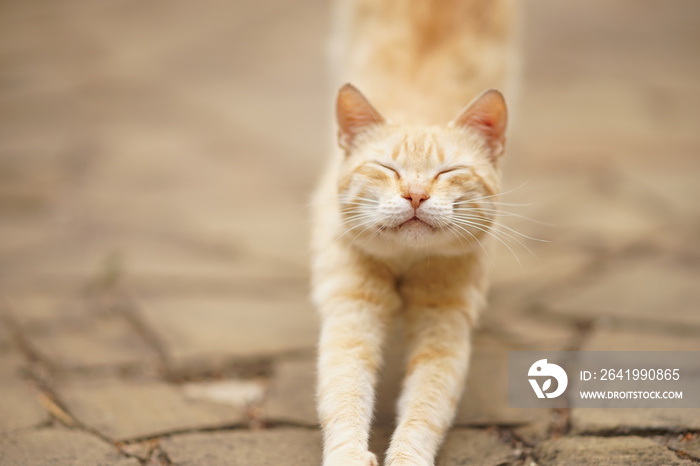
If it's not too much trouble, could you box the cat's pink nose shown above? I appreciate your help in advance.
[402,191,430,209]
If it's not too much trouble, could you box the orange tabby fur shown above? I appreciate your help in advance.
[312,1,516,465]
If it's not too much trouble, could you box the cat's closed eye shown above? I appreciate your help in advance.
[435,166,468,178]
[374,162,401,179]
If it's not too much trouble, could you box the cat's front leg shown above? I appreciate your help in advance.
[317,302,393,466]
[384,303,473,466]
[314,252,400,466]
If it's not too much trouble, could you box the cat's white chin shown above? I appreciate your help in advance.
[380,219,444,247]
[398,217,434,230]
[356,223,473,259]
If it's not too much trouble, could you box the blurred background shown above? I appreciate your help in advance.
[1,0,699,464]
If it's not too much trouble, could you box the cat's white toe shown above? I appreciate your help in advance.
[365,451,379,466]
[324,451,378,466]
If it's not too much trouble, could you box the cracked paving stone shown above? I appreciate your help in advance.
[0,353,48,433]
[490,241,592,297]
[545,256,700,327]
[0,428,139,466]
[56,378,249,441]
[3,294,92,330]
[504,172,659,252]
[182,378,266,409]
[343,427,516,466]
[437,428,517,466]
[0,240,117,294]
[574,330,700,433]
[26,316,158,370]
[668,435,700,460]
[625,166,700,221]
[0,220,56,264]
[137,297,318,368]
[263,357,317,425]
[161,428,321,465]
[373,326,409,428]
[117,237,303,297]
[478,304,577,351]
[534,435,696,466]
[454,337,551,443]
[0,319,11,351]
[375,332,551,443]
[571,408,700,434]
[582,327,700,351]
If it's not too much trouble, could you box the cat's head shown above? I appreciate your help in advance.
[335,84,507,255]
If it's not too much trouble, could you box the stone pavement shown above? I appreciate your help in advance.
[0,0,699,464]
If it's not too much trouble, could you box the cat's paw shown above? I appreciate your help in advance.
[365,451,379,466]
[324,450,378,466]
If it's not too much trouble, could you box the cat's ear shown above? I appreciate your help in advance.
[336,83,385,152]
[451,89,508,160]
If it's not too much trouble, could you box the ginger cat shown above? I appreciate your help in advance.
[311,1,516,465]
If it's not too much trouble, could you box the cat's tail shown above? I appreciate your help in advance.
[330,0,517,76]
[332,0,515,51]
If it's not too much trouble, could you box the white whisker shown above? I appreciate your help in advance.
[444,223,471,249]
[336,216,380,241]
[452,214,548,243]
[453,215,540,265]
[352,196,381,203]
[454,207,555,226]
[449,222,494,265]
[462,181,531,204]
[351,218,383,247]
[457,200,534,207]
[451,218,523,267]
